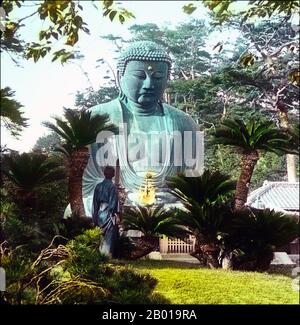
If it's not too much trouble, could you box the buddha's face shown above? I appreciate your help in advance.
[119,60,168,107]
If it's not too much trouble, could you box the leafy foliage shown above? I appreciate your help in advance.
[102,0,135,24]
[75,86,119,110]
[0,87,28,137]
[175,200,232,245]
[167,171,235,268]
[167,171,236,233]
[122,205,186,239]
[33,132,61,153]
[222,20,299,118]
[167,170,236,205]
[211,117,294,209]
[128,19,211,80]
[185,1,300,24]
[1,152,68,251]
[166,169,298,270]
[250,151,287,187]
[1,229,165,304]
[288,124,300,155]
[223,208,299,270]
[65,228,108,276]
[2,152,65,193]
[212,117,292,154]
[43,108,118,155]
[1,0,135,63]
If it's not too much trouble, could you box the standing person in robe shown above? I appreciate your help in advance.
[92,166,119,258]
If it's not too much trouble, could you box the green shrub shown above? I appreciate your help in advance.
[0,246,37,304]
[1,228,167,305]
[65,228,108,276]
[223,208,299,271]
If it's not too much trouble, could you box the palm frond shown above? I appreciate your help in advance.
[122,205,187,238]
[174,200,232,242]
[167,170,236,205]
[43,109,118,154]
[212,117,291,154]
[2,152,65,192]
[227,208,298,250]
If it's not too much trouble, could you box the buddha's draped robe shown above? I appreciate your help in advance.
[82,98,203,216]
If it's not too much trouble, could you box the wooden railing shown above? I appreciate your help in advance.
[159,235,196,254]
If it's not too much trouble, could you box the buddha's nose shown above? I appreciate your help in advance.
[143,76,155,89]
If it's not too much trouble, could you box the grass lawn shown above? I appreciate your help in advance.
[125,260,299,304]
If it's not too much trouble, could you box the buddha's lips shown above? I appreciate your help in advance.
[140,91,155,95]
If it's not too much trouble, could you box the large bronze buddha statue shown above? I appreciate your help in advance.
[82,41,203,216]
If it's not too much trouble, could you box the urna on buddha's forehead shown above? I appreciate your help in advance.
[117,41,172,76]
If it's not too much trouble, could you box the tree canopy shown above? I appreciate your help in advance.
[0,0,135,63]
[1,87,28,138]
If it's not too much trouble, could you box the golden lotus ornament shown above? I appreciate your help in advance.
[138,172,156,205]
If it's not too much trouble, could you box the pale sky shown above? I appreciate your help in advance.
[1,0,238,152]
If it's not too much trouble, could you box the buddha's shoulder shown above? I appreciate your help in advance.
[162,102,197,127]
[89,98,120,117]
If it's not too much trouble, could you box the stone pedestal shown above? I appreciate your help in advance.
[269,252,296,275]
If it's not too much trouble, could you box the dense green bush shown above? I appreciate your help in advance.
[1,184,67,253]
[222,208,299,271]
[0,229,166,304]
[167,171,298,271]
[1,151,93,252]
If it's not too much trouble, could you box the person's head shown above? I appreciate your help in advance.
[103,166,115,179]
[117,41,172,108]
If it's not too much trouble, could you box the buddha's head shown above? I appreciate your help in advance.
[117,41,172,108]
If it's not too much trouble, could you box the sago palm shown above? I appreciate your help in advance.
[2,152,65,208]
[212,118,292,210]
[167,169,236,205]
[43,108,118,217]
[167,170,236,268]
[224,208,299,271]
[174,200,233,268]
[121,205,187,259]
[287,124,299,155]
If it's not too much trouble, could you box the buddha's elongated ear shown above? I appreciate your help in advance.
[116,70,125,99]
[116,70,122,89]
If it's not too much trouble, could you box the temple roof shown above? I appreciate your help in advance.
[247,181,299,212]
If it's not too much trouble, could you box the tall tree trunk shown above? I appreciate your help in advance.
[279,109,297,182]
[234,150,259,210]
[68,147,89,217]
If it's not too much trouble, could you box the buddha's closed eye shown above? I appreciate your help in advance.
[131,70,146,79]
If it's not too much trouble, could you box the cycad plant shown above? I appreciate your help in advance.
[43,108,118,217]
[122,205,187,259]
[2,152,66,249]
[212,118,292,210]
[287,124,299,155]
[167,170,236,268]
[223,208,299,271]
[176,201,233,268]
[167,169,236,205]
[2,152,65,209]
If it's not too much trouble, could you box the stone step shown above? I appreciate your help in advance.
[161,253,199,264]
